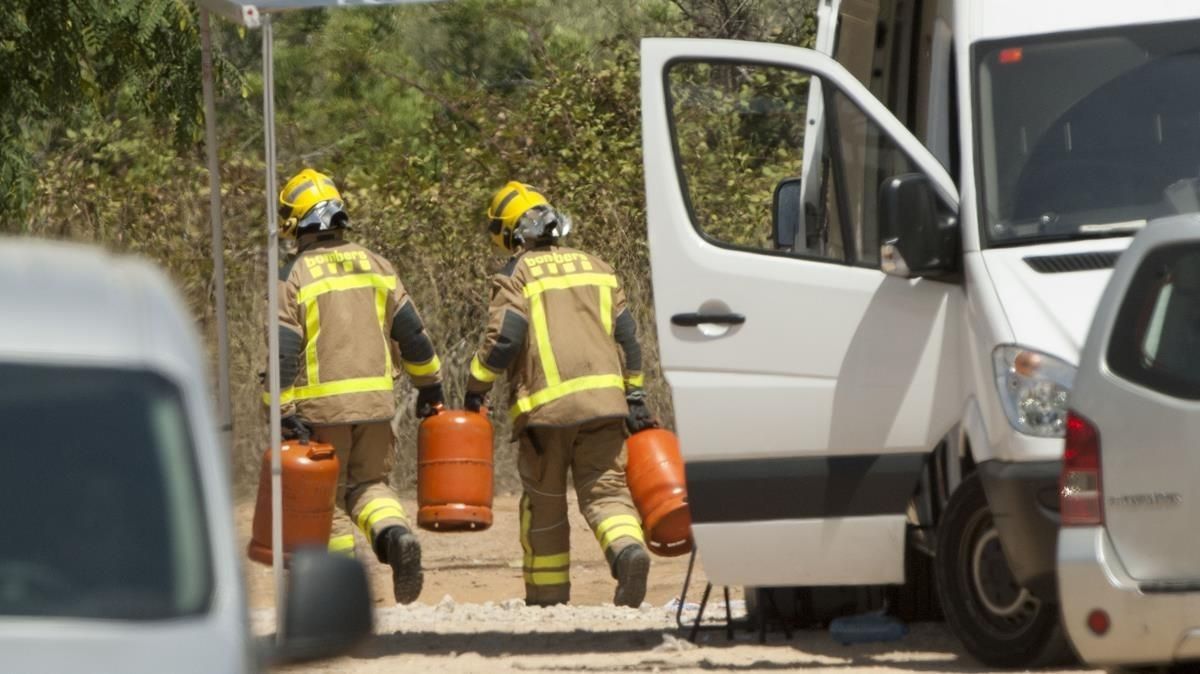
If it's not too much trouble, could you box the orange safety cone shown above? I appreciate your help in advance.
[626,427,693,557]
[417,406,494,531]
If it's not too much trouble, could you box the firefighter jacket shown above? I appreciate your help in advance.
[266,237,442,425]
[466,245,644,435]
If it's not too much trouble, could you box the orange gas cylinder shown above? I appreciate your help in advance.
[626,428,693,557]
[417,408,494,531]
[248,439,340,566]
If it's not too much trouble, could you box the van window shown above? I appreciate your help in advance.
[1108,243,1200,399]
[667,61,828,255]
[666,60,927,266]
[975,21,1200,246]
[825,88,926,266]
[0,365,212,620]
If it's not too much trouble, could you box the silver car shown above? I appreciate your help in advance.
[0,239,371,673]
[1058,215,1200,668]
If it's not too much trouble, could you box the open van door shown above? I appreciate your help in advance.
[641,38,964,586]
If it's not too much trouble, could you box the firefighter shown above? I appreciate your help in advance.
[267,168,444,604]
[464,182,657,607]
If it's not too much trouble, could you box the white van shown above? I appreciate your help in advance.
[640,0,1200,666]
[0,239,370,673]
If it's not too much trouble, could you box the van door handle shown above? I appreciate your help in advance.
[670,312,746,327]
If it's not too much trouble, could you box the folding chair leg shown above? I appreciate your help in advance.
[723,586,734,641]
[757,589,767,644]
[688,583,713,643]
[675,548,698,631]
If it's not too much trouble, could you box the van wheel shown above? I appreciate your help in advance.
[935,473,1072,668]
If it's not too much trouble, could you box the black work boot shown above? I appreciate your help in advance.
[610,544,651,608]
[376,525,423,604]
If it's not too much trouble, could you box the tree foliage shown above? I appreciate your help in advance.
[13,0,817,490]
[0,0,221,215]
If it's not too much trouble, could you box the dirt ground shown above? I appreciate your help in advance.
[240,495,1097,674]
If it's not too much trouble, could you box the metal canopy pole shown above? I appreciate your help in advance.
[199,8,234,456]
[193,0,449,645]
[261,14,286,645]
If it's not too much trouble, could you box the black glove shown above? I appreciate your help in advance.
[624,390,657,434]
[281,414,312,443]
[416,384,445,419]
[464,391,486,413]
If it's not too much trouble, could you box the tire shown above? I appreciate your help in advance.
[935,473,1073,668]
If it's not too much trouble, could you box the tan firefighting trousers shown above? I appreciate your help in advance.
[518,417,645,605]
[315,422,412,559]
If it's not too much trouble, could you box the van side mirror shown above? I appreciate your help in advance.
[772,177,802,251]
[879,173,959,278]
[270,549,373,665]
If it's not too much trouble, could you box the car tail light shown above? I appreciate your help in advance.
[1061,410,1103,526]
[1087,609,1110,636]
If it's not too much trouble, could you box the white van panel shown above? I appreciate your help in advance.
[694,516,906,586]
[967,0,1200,44]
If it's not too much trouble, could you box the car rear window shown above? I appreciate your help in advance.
[0,364,212,620]
[1108,242,1200,399]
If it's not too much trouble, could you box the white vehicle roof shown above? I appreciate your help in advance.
[962,0,1200,44]
[0,237,206,386]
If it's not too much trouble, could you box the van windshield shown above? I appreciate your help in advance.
[976,21,1200,246]
[0,365,211,620]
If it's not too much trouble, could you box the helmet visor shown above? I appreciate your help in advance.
[515,206,571,243]
[295,199,348,233]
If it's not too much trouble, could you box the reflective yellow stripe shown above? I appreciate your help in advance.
[529,293,560,386]
[509,374,625,420]
[375,287,392,373]
[523,272,617,298]
[470,355,499,383]
[595,514,640,540]
[625,374,645,389]
[599,286,613,335]
[519,495,532,567]
[599,524,645,550]
[595,514,644,550]
[289,273,397,395]
[356,498,408,536]
[524,570,570,586]
[273,375,394,405]
[402,355,441,377]
[304,297,321,385]
[297,272,397,303]
[530,552,570,569]
[328,535,356,557]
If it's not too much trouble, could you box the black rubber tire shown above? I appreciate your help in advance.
[935,473,1073,668]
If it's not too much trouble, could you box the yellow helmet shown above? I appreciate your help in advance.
[278,168,349,238]
[486,181,570,253]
